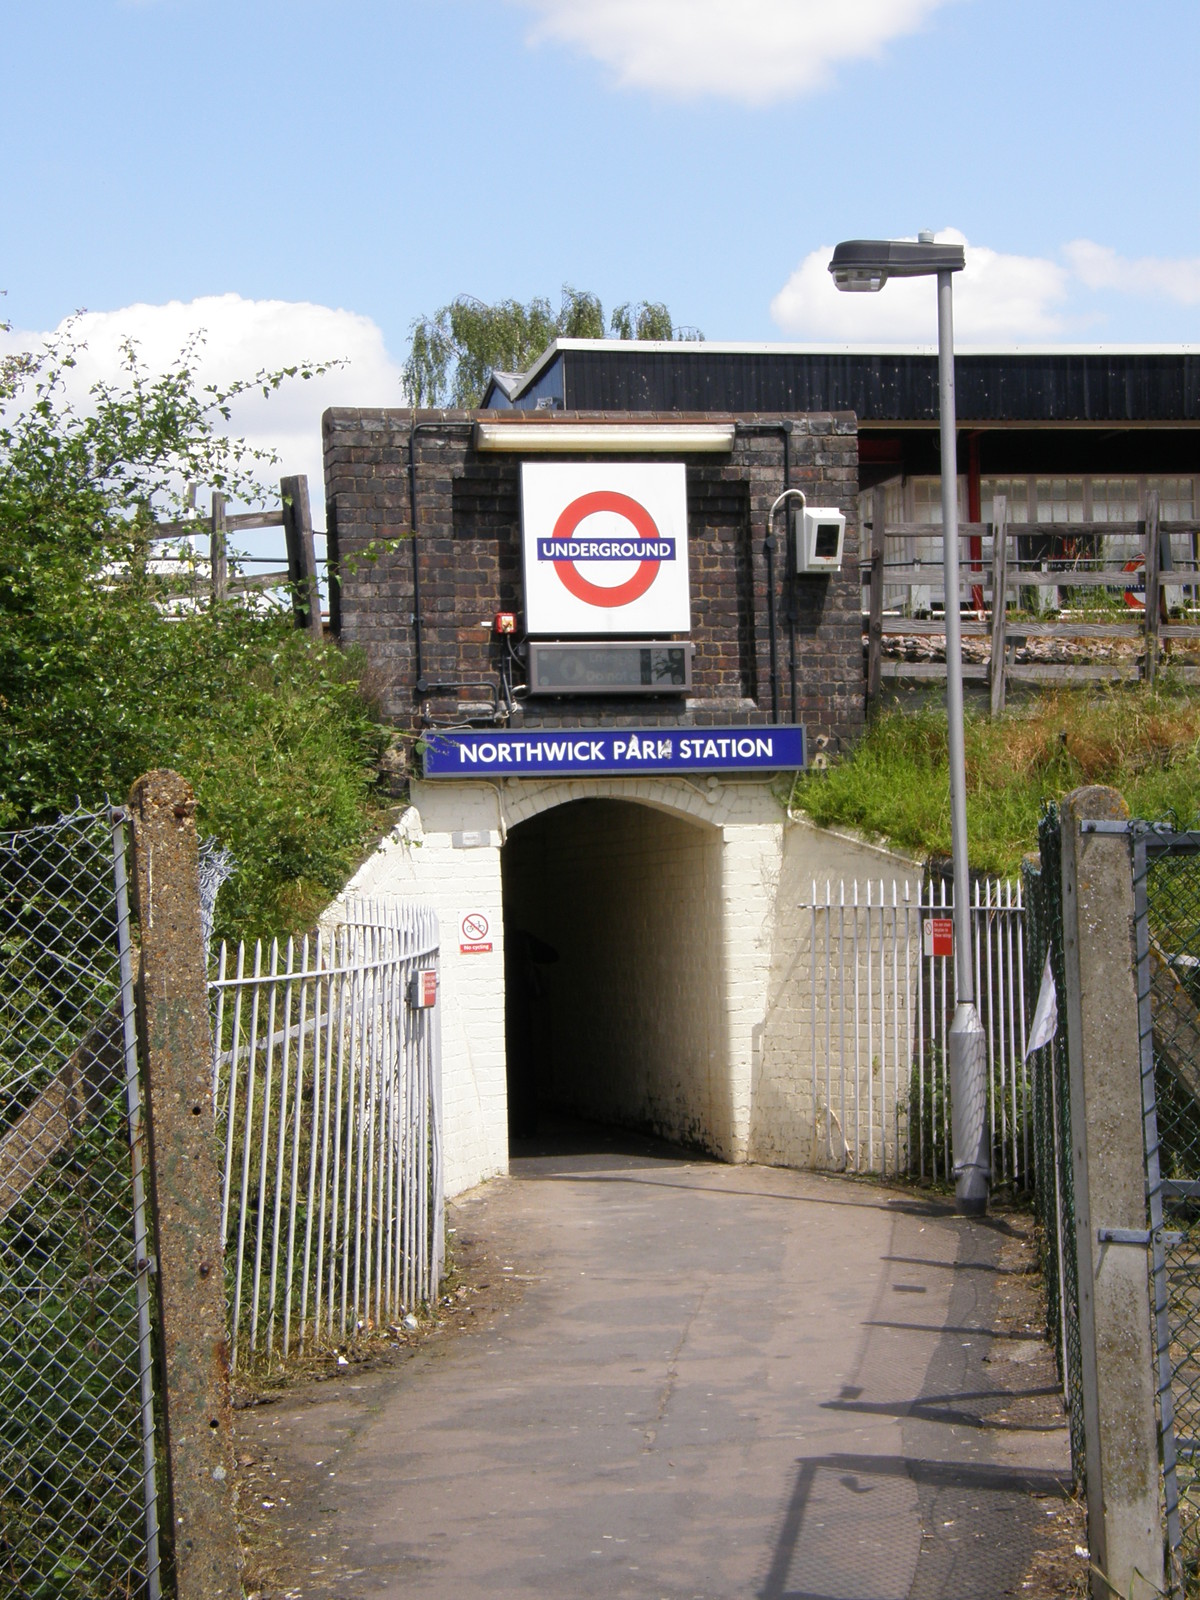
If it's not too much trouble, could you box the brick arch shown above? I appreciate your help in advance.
[498,776,722,835]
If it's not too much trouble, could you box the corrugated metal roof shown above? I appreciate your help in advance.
[489,339,1200,424]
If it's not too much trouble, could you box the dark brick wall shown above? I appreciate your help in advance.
[323,408,863,753]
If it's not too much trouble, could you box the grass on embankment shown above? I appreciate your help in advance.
[789,682,1200,877]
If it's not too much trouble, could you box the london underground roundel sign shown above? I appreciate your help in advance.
[521,462,691,635]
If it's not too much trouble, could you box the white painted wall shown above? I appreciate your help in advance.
[328,790,508,1200]
[331,775,917,1196]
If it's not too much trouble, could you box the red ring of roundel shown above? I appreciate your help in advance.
[549,490,663,608]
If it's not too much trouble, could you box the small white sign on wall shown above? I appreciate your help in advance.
[521,462,691,636]
[459,911,493,954]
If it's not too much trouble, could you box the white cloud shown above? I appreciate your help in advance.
[770,230,1072,341]
[1,294,404,523]
[516,0,954,104]
[1063,240,1200,307]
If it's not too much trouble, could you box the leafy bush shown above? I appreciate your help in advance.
[0,326,388,940]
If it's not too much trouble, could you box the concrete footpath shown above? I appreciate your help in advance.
[240,1136,1076,1599]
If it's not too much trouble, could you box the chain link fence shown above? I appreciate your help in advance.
[1027,810,1200,1595]
[0,794,448,1591]
[1024,805,1086,1485]
[1136,826,1200,1594]
[0,808,162,1599]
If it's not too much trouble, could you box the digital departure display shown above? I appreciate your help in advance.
[527,642,693,696]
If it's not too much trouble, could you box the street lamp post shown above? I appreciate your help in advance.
[829,233,989,1216]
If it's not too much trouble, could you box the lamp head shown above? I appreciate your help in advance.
[832,266,887,293]
[829,237,966,292]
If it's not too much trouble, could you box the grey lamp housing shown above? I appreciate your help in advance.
[828,237,966,291]
[791,501,846,573]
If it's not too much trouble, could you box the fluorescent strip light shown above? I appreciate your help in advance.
[472,421,736,454]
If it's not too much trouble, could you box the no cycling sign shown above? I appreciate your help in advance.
[520,462,691,635]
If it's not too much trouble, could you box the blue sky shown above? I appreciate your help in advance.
[3,0,1198,508]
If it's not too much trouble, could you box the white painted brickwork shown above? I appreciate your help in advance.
[329,788,508,1200]
[752,826,916,1171]
[329,776,916,1195]
[754,890,920,1174]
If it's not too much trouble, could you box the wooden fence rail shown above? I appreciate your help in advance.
[149,473,322,636]
[862,491,1200,714]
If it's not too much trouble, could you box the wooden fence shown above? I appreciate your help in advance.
[863,488,1200,714]
[150,472,322,635]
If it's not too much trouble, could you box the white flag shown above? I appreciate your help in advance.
[1025,949,1058,1057]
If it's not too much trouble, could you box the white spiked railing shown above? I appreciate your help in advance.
[802,877,1028,1185]
[209,900,441,1369]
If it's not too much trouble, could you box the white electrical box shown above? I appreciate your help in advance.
[791,504,846,573]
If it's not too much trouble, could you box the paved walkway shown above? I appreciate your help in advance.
[242,1135,1073,1599]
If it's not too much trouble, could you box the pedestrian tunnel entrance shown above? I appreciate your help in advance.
[501,798,730,1158]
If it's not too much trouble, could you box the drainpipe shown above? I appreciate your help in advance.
[786,544,799,724]
[763,534,780,722]
[735,421,793,724]
[768,489,811,728]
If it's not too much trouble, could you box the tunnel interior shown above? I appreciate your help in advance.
[501,798,729,1156]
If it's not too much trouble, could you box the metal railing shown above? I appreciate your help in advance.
[0,808,163,1599]
[210,899,442,1370]
[802,876,1029,1184]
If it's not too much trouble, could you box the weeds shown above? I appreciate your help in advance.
[791,683,1200,875]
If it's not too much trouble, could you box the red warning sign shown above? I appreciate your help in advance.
[1123,555,1145,610]
[408,968,438,1008]
[459,911,493,954]
[924,917,954,959]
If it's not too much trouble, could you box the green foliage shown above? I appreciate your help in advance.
[403,285,703,407]
[609,299,702,342]
[789,684,1200,876]
[171,619,388,941]
[0,324,387,941]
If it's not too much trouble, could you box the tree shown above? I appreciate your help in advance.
[609,301,696,342]
[403,287,703,408]
[0,325,387,938]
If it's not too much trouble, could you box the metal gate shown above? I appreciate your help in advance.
[803,876,1030,1183]
[210,898,443,1370]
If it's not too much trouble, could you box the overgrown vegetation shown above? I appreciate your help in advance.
[790,683,1200,876]
[404,285,703,407]
[0,324,388,941]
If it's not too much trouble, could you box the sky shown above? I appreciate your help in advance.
[3,0,1199,525]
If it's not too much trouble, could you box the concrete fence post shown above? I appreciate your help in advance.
[127,770,242,1599]
[1060,786,1165,1599]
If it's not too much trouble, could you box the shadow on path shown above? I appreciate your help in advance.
[237,1127,1077,1600]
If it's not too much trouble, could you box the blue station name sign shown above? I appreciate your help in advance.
[422,725,806,779]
